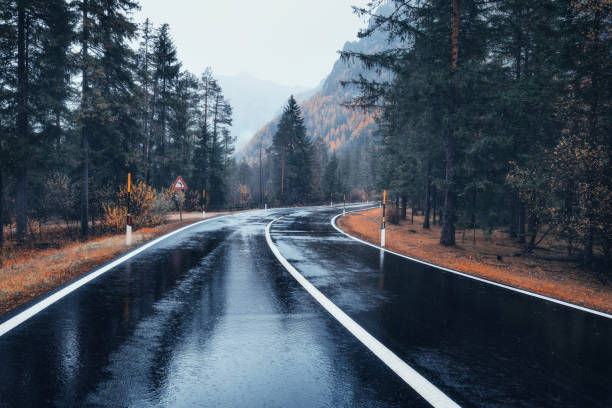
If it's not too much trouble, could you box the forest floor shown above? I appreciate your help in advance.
[0,212,227,317]
[338,207,612,315]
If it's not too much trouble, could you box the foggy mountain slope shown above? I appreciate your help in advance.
[239,4,394,163]
[217,73,314,150]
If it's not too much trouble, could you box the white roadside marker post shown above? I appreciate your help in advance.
[343,194,346,215]
[381,189,386,247]
[126,173,132,246]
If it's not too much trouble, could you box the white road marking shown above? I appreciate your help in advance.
[265,217,461,408]
[332,210,612,320]
[0,215,232,337]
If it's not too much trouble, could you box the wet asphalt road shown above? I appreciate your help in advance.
[1,205,611,407]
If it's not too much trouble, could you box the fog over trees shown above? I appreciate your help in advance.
[0,1,236,243]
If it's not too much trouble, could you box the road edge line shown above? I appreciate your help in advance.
[265,216,460,408]
[0,214,232,337]
[332,211,612,320]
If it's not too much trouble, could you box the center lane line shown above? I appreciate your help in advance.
[265,216,461,408]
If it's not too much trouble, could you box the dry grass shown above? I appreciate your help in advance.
[339,208,612,315]
[0,213,226,316]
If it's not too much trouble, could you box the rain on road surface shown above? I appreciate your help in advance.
[0,206,611,407]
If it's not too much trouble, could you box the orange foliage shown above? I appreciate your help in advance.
[243,91,377,161]
[0,214,226,316]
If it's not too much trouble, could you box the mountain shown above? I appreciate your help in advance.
[216,73,315,151]
[239,5,394,164]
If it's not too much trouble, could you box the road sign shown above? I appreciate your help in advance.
[172,176,187,190]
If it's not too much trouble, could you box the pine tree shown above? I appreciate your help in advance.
[271,95,311,204]
[0,0,16,247]
[167,70,199,180]
[14,0,29,241]
[150,23,180,187]
[207,80,232,208]
[74,0,138,238]
[323,152,341,201]
[344,0,492,245]
[192,68,215,200]
[136,18,155,184]
[0,0,73,242]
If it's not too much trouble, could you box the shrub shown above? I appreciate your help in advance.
[184,190,201,211]
[101,205,127,233]
[350,189,367,202]
[102,181,171,233]
[43,171,77,225]
[154,188,175,219]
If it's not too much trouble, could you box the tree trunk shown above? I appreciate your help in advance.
[432,186,437,225]
[401,194,407,220]
[80,1,90,239]
[280,145,285,201]
[15,2,28,242]
[471,186,476,243]
[423,161,431,229]
[0,167,3,248]
[524,215,539,252]
[440,140,456,246]
[16,166,27,242]
[440,0,459,246]
[509,198,517,238]
[583,227,594,266]
[451,0,459,71]
[518,204,526,244]
[259,143,263,206]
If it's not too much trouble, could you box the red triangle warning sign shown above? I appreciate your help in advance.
[172,176,187,190]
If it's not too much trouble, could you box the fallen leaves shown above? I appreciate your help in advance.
[0,216,223,316]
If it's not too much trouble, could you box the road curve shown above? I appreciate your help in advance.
[0,207,426,407]
[1,205,611,407]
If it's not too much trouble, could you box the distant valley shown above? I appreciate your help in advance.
[217,73,318,150]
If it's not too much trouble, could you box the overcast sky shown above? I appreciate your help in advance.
[135,0,370,88]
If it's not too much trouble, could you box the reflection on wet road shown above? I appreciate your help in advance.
[1,206,611,407]
[0,209,425,407]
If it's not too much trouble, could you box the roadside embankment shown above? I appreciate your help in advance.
[337,207,612,315]
[0,212,226,316]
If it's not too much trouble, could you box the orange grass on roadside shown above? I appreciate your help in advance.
[338,208,612,315]
[0,215,225,316]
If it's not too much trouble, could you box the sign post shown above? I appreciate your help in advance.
[330,193,333,207]
[343,193,346,215]
[172,176,187,222]
[381,189,386,247]
[126,173,132,246]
